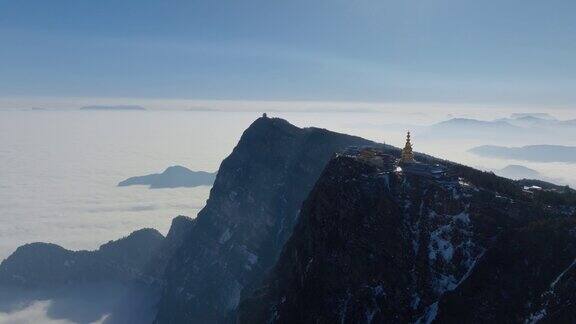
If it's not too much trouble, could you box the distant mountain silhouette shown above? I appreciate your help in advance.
[80,105,146,111]
[496,165,541,180]
[118,166,216,189]
[435,118,517,128]
[0,215,195,289]
[470,145,576,163]
[510,113,555,120]
[0,229,164,288]
[426,114,575,141]
[560,119,576,126]
[426,118,528,138]
[495,114,569,128]
[498,116,556,127]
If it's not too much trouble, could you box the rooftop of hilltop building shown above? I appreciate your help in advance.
[345,131,449,180]
[336,130,576,213]
[400,162,448,179]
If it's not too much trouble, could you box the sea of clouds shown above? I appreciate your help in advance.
[0,103,574,322]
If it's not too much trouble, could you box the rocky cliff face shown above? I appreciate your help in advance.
[145,215,196,279]
[154,117,382,323]
[238,152,576,323]
[435,218,576,323]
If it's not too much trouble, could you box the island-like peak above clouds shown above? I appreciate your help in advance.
[492,165,566,187]
[496,164,541,180]
[510,113,556,120]
[425,113,576,143]
[426,118,525,138]
[118,165,216,189]
[80,105,146,111]
[436,117,516,127]
[432,113,576,131]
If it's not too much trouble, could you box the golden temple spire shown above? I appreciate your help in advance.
[401,131,415,163]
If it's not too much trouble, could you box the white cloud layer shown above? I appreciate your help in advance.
[0,107,575,261]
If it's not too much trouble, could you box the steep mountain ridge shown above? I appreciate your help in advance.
[238,151,576,323]
[154,117,382,323]
[144,215,196,279]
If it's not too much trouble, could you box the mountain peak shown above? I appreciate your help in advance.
[155,117,377,323]
[239,146,576,323]
[118,166,216,189]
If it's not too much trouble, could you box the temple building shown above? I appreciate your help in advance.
[349,131,448,179]
[356,147,396,171]
[398,131,448,179]
[401,131,415,163]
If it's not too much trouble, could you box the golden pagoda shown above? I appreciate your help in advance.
[401,131,415,163]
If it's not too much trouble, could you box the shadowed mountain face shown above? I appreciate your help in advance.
[145,216,196,279]
[0,229,164,289]
[470,145,576,163]
[238,152,576,323]
[118,166,216,189]
[154,117,382,323]
[0,216,196,323]
[435,218,576,323]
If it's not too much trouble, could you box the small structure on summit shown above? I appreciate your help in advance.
[350,131,448,179]
[398,131,447,179]
[357,147,396,170]
[401,131,415,164]
[262,112,268,118]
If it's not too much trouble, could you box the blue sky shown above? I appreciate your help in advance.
[0,0,575,105]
